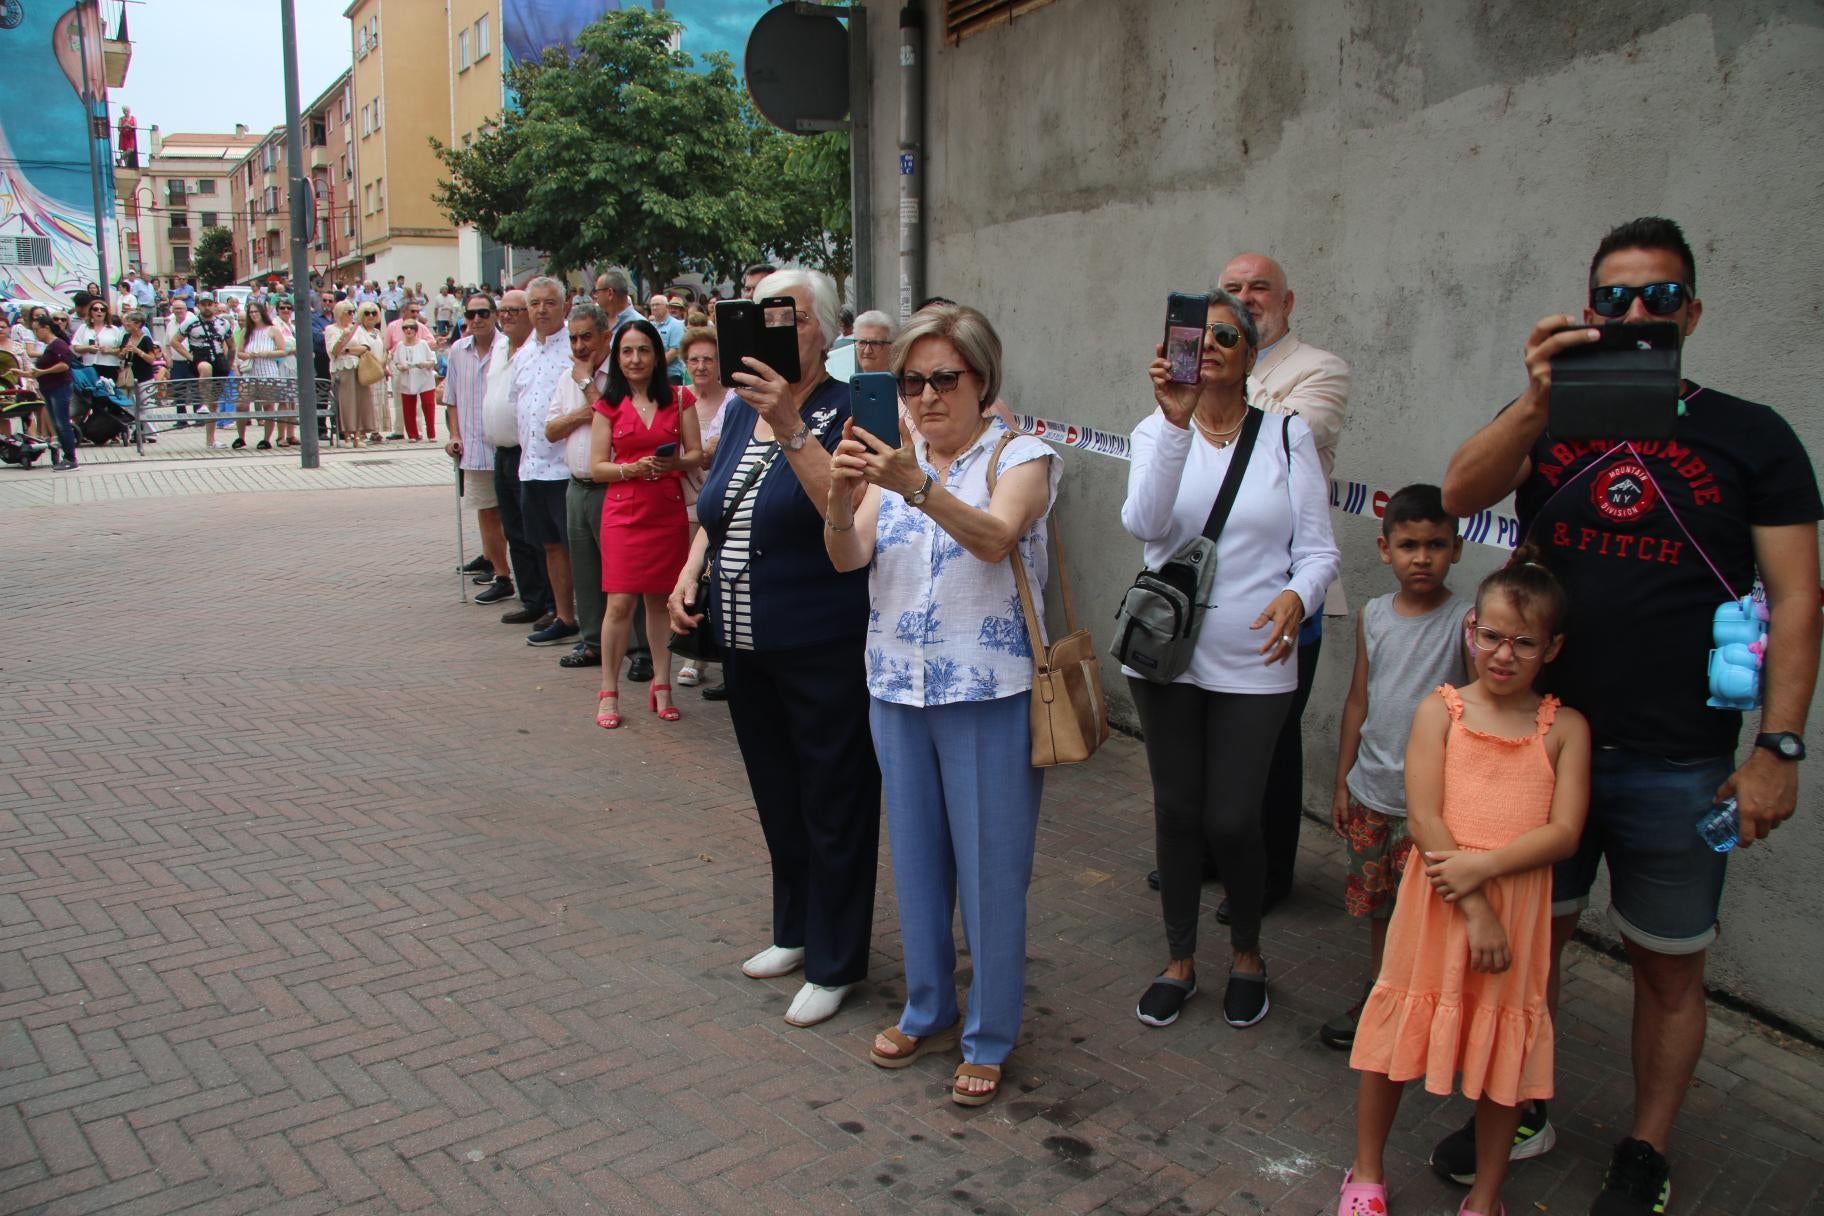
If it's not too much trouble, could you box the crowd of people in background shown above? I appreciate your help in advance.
[1,216,1816,1216]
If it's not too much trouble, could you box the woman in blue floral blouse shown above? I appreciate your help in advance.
[825,302,1063,1107]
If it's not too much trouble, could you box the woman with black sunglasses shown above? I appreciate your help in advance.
[1120,286,1341,1032]
[15,312,80,470]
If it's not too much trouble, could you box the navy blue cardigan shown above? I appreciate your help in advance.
[697,378,869,652]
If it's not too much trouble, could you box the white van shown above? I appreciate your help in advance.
[212,285,252,312]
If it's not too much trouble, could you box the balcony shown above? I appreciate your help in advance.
[309,145,329,170]
[168,224,191,240]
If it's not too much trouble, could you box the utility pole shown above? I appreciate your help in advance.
[281,0,321,467]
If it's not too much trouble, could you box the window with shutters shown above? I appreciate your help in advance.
[945,0,1059,44]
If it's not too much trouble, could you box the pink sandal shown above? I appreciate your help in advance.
[1337,1169,1388,1216]
[595,690,621,730]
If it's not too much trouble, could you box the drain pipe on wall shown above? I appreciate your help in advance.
[897,1,924,322]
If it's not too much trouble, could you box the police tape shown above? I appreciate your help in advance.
[1008,412,1520,550]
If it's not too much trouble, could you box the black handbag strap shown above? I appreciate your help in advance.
[702,440,781,568]
[1199,407,1265,542]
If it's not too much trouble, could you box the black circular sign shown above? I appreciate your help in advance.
[744,4,849,134]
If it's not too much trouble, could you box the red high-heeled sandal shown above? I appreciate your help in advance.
[649,683,680,722]
[595,689,621,730]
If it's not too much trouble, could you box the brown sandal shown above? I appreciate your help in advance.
[868,1023,959,1069]
[951,1062,1002,1106]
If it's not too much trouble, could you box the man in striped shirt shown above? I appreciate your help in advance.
[442,293,509,599]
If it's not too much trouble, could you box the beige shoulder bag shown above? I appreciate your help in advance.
[988,434,1110,767]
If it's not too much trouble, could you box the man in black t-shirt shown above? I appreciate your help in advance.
[1440,218,1821,1216]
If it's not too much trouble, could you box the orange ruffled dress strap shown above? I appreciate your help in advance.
[1534,695,1560,737]
[1438,683,1465,719]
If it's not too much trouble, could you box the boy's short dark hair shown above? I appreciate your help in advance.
[1381,483,1455,538]
[1590,216,1697,292]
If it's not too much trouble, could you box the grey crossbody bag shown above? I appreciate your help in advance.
[1110,409,1268,683]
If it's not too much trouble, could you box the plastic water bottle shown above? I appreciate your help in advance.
[1696,798,1740,852]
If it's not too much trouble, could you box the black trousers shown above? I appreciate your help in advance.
[492,445,552,616]
[1130,678,1293,957]
[1259,626,1324,899]
[725,639,881,986]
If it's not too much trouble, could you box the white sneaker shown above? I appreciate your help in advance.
[209,440,228,449]
[740,944,805,979]
[785,982,854,1028]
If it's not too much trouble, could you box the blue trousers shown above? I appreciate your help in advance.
[871,693,1043,1066]
[43,381,76,464]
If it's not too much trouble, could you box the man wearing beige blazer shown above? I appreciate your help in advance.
[1225,254,1352,916]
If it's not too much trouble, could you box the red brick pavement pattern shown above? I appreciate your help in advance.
[3,487,1821,1215]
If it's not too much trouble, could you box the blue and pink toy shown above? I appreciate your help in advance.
[1706,595,1768,710]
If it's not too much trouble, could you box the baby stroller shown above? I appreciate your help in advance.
[72,366,136,446]
[0,348,50,466]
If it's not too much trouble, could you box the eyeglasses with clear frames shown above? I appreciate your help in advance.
[1466,623,1544,661]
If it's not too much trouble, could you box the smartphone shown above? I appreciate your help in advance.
[1547,321,1682,439]
[850,372,900,447]
[759,296,803,383]
[1163,292,1208,385]
[654,442,678,458]
[715,300,761,387]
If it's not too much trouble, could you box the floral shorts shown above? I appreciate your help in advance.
[1341,796,1415,919]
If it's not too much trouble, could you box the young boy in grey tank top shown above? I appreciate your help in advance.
[1321,486,1471,1051]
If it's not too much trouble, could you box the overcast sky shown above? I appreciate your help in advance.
[110,1,354,137]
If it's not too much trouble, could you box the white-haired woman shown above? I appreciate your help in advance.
[825,303,1061,1108]
[668,268,880,1030]
[326,300,381,447]
[851,309,895,375]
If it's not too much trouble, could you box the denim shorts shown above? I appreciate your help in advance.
[1552,748,1734,955]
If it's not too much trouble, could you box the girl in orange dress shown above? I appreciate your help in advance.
[1339,550,1590,1216]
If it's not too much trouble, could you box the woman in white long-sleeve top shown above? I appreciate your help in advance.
[1120,287,1340,1032]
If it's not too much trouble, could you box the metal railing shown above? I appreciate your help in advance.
[132,375,337,455]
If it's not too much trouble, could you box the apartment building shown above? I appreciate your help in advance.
[344,0,458,287]
[227,70,359,288]
[127,127,263,281]
[448,0,508,287]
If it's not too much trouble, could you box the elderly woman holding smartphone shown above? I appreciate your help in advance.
[667,268,880,1030]
[1122,287,1339,1032]
[825,303,1061,1107]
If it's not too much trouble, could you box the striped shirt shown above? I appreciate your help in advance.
[715,436,776,652]
[445,331,503,472]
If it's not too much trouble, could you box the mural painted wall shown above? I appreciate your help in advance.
[0,1,114,308]
[502,0,775,76]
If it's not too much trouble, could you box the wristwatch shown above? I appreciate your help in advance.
[1755,731,1806,761]
[780,423,812,451]
[905,473,935,507]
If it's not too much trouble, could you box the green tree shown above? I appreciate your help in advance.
[193,226,235,289]
[433,8,759,286]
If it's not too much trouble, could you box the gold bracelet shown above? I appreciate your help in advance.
[825,516,853,532]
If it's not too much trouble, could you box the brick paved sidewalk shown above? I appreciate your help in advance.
[2,487,1819,1215]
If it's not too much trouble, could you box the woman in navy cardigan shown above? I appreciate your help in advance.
[668,269,880,1029]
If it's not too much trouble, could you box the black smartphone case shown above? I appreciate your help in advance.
[716,300,760,388]
[1548,321,1682,439]
[759,297,803,383]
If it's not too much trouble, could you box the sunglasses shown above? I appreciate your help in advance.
[897,368,968,397]
[1206,322,1244,349]
[1589,281,1688,318]
[464,309,492,319]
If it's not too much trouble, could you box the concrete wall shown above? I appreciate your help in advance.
[857,0,1824,1033]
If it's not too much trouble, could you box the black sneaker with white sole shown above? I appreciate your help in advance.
[1135,973,1196,1027]
[1590,1137,1671,1215]
[1222,967,1269,1027]
[1429,1100,1555,1185]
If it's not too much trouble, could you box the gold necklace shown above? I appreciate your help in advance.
[1192,412,1245,448]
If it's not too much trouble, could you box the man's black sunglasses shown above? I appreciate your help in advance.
[464,308,493,319]
[1589,281,1688,318]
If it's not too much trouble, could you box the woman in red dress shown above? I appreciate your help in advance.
[589,319,703,728]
